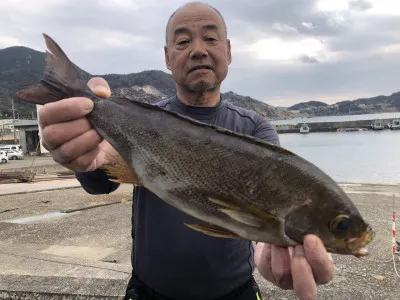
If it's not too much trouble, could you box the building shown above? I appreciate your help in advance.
[0,105,51,155]
[0,119,14,130]
[12,119,39,153]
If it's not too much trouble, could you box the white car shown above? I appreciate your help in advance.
[0,144,23,153]
[0,151,8,163]
[5,149,24,160]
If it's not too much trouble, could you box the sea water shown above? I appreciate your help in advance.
[279,129,400,185]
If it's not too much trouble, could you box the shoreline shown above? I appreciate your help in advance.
[337,181,400,186]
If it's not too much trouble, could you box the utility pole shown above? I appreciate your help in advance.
[12,97,16,144]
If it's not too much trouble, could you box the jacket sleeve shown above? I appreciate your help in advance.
[252,114,281,146]
[75,169,120,195]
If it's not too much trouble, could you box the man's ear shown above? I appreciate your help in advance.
[164,46,171,70]
[227,39,232,65]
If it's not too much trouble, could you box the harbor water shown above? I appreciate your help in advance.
[278,129,400,185]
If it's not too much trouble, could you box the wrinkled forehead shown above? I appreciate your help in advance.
[166,5,226,41]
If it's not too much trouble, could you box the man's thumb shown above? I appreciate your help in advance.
[87,77,111,99]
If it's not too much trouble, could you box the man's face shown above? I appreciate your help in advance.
[164,4,232,94]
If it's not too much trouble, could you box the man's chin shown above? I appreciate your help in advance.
[186,81,218,93]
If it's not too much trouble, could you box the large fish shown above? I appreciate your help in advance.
[16,34,374,257]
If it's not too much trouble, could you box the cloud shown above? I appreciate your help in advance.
[300,55,320,64]
[0,0,400,106]
[0,36,23,48]
[349,0,373,11]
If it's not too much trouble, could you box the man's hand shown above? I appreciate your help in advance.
[254,235,334,300]
[39,77,115,172]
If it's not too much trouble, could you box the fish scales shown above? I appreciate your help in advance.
[88,97,366,246]
[15,33,375,256]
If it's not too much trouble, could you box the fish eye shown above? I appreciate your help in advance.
[330,214,352,234]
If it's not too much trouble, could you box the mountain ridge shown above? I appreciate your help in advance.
[0,45,398,119]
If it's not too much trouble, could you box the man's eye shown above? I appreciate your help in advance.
[177,40,189,45]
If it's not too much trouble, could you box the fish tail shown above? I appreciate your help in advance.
[16,33,89,105]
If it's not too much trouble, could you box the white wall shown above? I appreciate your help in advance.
[36,105,49,154]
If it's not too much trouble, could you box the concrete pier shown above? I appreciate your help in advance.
[274,118,394,133]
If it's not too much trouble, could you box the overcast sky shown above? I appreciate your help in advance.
[1,0,400,106]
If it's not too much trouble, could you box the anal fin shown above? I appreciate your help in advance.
[184,223,241,239]
[101,150,141,185]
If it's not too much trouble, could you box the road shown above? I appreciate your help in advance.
[0,155,58,170]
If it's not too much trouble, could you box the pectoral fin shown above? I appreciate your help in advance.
[207,197,240,210]
[101,151,142,185]
[184,223,241,239]
[219,209,265,228]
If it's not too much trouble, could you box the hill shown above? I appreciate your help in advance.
[288,94,400,117]
[0,44,399,120]
[0,45,289,120]
[220,91,293,119]
[0,46,90,118]
[288,101,328,111]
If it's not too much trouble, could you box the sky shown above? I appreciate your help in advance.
[1,0,400,107]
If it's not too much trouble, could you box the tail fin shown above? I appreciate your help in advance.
[16,33,89,105]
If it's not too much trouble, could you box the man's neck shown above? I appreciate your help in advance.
[176,87,221,107]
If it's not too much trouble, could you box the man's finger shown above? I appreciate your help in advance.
[303,235,335,285]
[64,146,101,172]
[87,77,111,99]
[52,129,102,165]
[41,118,93,150]
[39,97,93,127]
[270,245,293,289]
[291,245,318,300]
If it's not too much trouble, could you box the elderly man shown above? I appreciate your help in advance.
[38,2,334,300]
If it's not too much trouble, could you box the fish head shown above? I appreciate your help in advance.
[284,186,375,257]
[317,213,375,257]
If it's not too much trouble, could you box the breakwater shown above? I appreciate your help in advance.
[273,118,395,134]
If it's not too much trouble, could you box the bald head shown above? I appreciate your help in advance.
[165,1,227,45]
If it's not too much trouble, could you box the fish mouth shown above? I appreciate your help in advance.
[325,225,375,257]
[188,65,214,73]
[348,226,375,257]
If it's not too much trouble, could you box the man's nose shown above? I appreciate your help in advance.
[190,40,208,59]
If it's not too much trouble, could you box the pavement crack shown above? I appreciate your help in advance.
[0,208,19,214]
[61,200,130,213]
[0,250,131,275]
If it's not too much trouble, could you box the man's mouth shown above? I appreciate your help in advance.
[189,65,214,72]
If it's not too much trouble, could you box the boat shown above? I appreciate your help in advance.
[371,120,384,130]
[337,128,367,132]
[389,119,400,130]
[299,123,310,134]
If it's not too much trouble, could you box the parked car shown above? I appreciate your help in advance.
[0,151,8,163]
[0,144,23,154]
[5,149,24,160]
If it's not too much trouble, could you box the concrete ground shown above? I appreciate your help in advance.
[1,176,400,299]
[0,155,57,170]
[0,155,69,180]
[0,181,134,299]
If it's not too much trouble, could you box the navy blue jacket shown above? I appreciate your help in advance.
[75,95,280,300]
